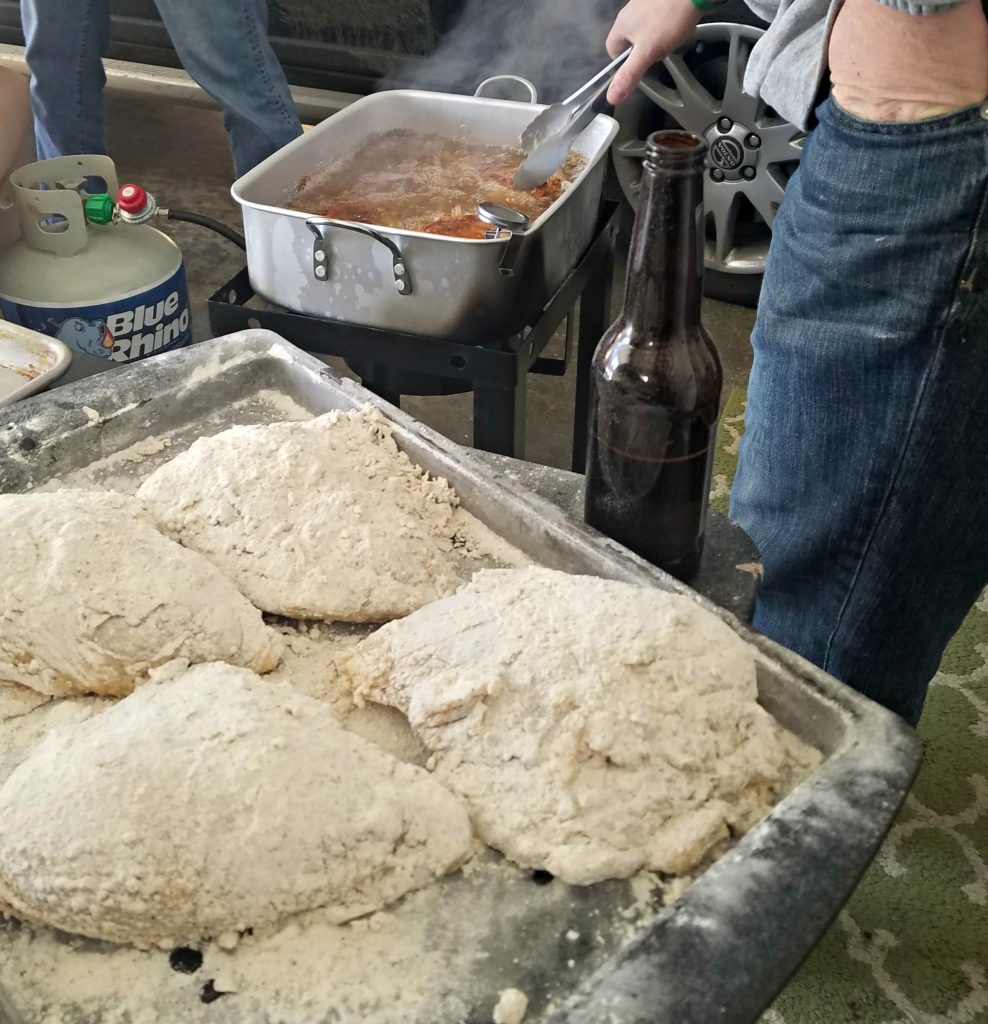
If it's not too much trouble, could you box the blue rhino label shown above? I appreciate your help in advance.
[0,262,192,362]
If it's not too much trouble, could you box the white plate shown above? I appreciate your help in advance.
[0,322,72,408]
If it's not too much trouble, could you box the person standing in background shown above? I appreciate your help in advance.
[0,67,32,251]
[20,0,303,177]
[606,0,988,726]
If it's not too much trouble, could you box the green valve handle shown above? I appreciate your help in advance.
[83,193,115,225]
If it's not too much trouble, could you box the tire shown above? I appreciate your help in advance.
[611,186,765,306]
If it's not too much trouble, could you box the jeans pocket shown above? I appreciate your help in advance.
[823,97,988,137]
[794,98,988,256]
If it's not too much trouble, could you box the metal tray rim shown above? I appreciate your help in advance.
[0,325,73,409]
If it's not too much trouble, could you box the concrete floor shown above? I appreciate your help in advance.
[106,94,756,470]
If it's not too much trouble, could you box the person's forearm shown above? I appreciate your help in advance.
[829,0,988,121]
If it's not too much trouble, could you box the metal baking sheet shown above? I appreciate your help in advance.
[0,331,921,1024]
[0,322,71,408]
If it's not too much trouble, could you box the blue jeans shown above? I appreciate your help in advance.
[21,0,302,177]
[731,98,988,726]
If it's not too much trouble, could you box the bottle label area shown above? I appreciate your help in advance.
[0,262,192,363]
[590,398,718,494]
[585,393,719,579]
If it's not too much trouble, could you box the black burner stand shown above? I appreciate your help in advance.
[207,203,618,471]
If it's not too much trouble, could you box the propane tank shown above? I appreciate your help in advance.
[0,155,191,376]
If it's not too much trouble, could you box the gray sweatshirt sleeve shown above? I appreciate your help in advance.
[877,0,962,14]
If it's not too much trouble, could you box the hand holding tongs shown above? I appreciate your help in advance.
[512,47,632,192]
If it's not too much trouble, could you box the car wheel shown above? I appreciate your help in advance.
[610,23,804,307]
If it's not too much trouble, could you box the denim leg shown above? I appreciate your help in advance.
[730,99,988,725]
[152,0,302,176]
[20,0,110,158]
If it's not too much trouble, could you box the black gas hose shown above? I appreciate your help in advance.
[166,209,246,250]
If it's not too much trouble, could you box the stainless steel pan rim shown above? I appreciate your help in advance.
[237,180,567,246]
[231,89,615,244]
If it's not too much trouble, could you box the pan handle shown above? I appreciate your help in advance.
[305,218,412,296]
[474,203,531,277]
[474,75,538,104]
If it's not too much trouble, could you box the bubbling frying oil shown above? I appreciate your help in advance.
[288,129,585,239]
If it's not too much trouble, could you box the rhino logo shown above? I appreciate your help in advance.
[49,316,116,359]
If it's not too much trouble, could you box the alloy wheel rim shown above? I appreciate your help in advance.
[612,23,805,277]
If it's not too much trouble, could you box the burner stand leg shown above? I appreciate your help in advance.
[359,368,403,410]
[572,243,615,474]
[473,370,528,459]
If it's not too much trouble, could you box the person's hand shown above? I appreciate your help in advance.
[606,0,702,106]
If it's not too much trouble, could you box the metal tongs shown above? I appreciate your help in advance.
[513,47,632,191]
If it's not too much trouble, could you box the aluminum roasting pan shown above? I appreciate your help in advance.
[0,332,921,1024]
[231,90,618,342]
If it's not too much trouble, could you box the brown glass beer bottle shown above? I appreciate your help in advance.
[584,130,723,582]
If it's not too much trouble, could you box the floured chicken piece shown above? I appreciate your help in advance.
[137,408,461,623]
[0,693,111,789]
[0,681,49,720]
[345,567,820,885]
[0,663,473,949]
[0,490,281,697]
[0,692,110,916]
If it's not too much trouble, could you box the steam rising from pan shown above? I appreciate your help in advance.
[379,0,623,103]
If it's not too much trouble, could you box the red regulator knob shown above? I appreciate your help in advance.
[117,183,149,215]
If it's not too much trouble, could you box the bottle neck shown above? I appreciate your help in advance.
[622,161,704,337]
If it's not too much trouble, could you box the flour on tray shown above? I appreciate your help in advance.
[265,619,429,766]
[0,849,671,1024]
